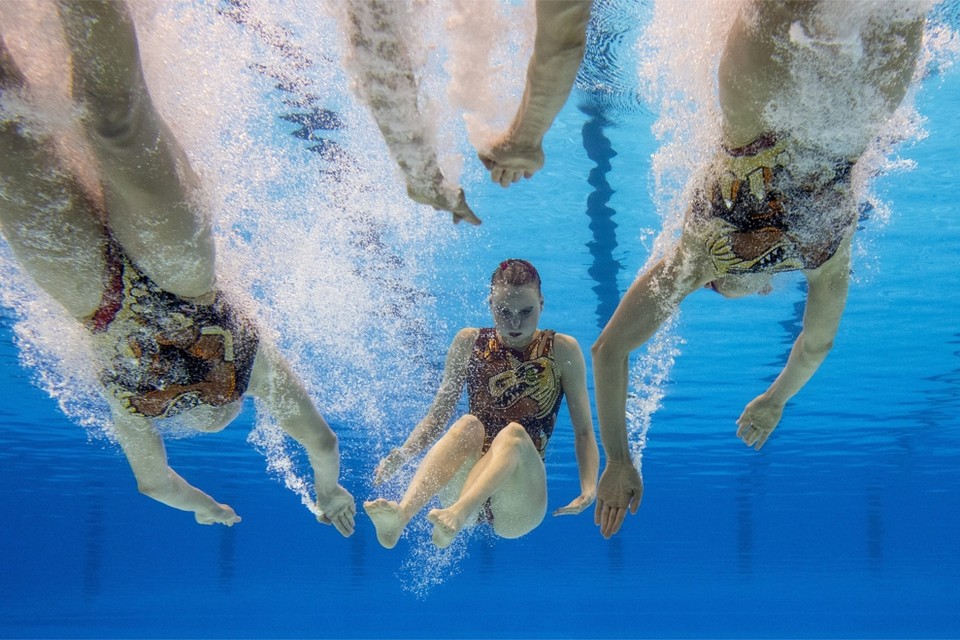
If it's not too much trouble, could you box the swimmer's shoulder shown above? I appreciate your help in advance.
[453,327,481,344]
[447,327,481,359]
[550,331,586,361]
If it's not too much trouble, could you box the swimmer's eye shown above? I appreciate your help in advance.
[495,307,534,319]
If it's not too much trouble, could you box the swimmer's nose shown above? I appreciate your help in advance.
[508,317,521,329]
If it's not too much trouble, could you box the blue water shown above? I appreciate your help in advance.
[2,3,960,639]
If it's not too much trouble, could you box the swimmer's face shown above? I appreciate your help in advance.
[490,284,543,349]
[708,273,774,298]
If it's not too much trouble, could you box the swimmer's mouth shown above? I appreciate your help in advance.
[509,332,522,338]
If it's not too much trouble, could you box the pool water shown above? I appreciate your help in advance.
[1,1,959,638]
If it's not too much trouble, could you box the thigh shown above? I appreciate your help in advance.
[0,58,105,318]
[487,434,547,539]
[59,1,215,299]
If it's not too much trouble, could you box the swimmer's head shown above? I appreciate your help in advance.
[490,258,542,296]
[489,259,543,349]
[706,272,774,298]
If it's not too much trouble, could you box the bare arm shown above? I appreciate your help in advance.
[245,344,356,536]
[478,0,592,187]
[592,238,713,537]
[552,334,599,516]
[110,405,240,525]
[737,238,851,450]
[372,328,476,484]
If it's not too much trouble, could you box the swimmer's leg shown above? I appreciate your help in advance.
[427,422,546,548]
[0,35,106,319]
[57,0,216,299]
[341,0,480,225]
[364,414,484,549]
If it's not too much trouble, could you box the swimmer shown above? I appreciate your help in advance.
[0,1,355,533]
[364,260,598,548]
[477,0,593,187]
[342,0,481,225]
[591,1,926,538]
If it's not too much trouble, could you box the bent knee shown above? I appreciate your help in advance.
[498,422,532,446]
[448,414,485,448]
[85,90,146,142]
[488,423,537,456]
[135,475,171,500]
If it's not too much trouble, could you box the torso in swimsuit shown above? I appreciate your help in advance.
[87,240,259,419]
[690,134,857,276]
[466,328,564,459]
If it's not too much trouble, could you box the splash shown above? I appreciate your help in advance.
[626,315,683,467]
[445,0,534,149]
[0,0,467,505]
[397,516,473,599]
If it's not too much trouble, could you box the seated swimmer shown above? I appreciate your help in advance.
[0,1,354,532]
[591,0,926,538]
[364,260,598,548]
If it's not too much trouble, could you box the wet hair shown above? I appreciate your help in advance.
[490,259,542,295]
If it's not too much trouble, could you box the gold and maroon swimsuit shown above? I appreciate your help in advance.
[690,134,857,276]
[88,240,259,419]
[466,328,564,459]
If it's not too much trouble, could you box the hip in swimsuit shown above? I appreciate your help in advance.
[87,239,259,419]
[690,134,857,276]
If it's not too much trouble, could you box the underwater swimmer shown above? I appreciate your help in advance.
[0,1,354,533]
[364,260,598,548]
[592,0,926,537]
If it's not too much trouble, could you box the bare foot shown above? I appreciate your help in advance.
[363,498,407,549]
[407,184,481,225]
[426,507,465,549]
[477,136,544,188]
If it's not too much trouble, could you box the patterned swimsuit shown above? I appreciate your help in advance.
[466,328,564,459]
[690,134,857,276]
[87,240,259,419]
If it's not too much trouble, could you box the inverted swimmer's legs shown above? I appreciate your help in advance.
[427,422,546,548]
[0,36,106,319]
[57,0,216,299]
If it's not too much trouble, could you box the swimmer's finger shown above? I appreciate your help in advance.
[601,506,624,538]
[629,491,642,514]
[497,168,524,188]
[491,167,505,185]
[455,209,482,226]
[333,513,355,537]
[755,430,770,450]
[451,191,482,226]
